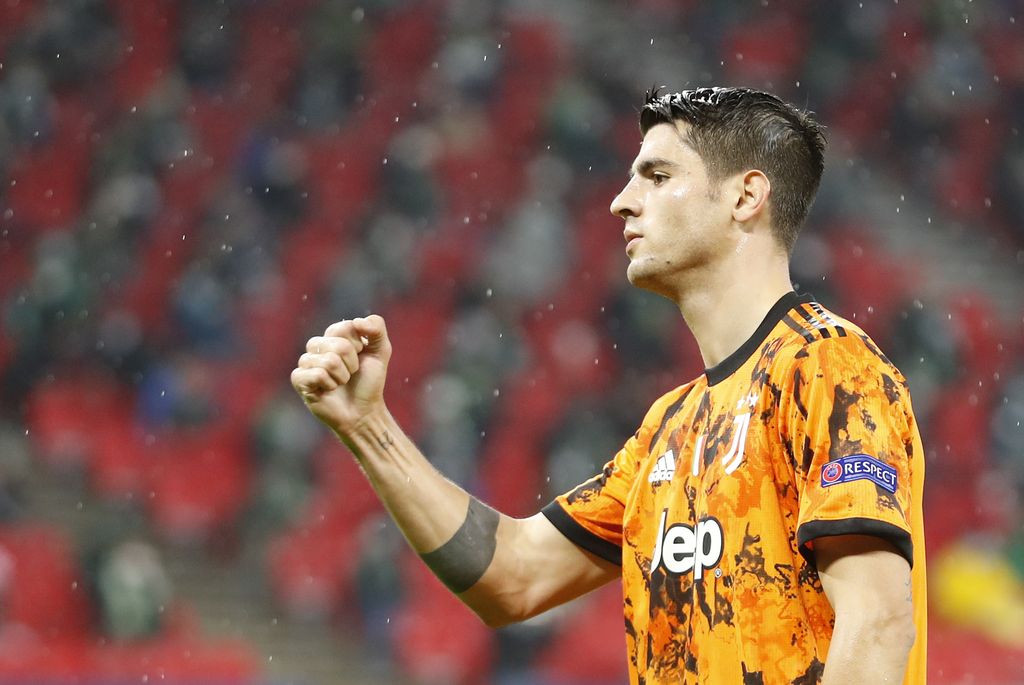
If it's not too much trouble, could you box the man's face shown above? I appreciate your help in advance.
[610,122,733,297]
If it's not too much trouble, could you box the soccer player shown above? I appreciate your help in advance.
[291,87,926,684]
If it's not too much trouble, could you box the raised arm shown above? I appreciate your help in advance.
[290,316,619,626]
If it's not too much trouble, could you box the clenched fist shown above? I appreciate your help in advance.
[291,315,392,434]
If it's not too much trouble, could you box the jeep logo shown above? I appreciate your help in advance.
[650,509,724,579]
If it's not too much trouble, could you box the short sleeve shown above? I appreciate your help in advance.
[541,433,640,566]
[785,337,916,568]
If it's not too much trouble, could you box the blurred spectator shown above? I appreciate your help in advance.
[95,538,173,642]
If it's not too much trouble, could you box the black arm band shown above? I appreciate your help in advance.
[419,497,501,594]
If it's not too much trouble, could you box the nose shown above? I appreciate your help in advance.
[610,180,640,219]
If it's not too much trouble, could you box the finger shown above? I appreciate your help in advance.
[306,334,364,356]
[324,319,355,338]
[291,366,339,399]
[351,315,390,354]
[297,352,352,385]
[306,336,362,370]
[323,320,369,350]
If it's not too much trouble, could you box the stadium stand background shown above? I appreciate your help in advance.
[0,0,1022,683]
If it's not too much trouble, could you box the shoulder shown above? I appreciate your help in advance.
[644,379,701,423]
[632,379,702,445]
[768,303,913,412]
[777,302,904,380]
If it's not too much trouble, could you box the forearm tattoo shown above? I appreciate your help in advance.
[419,497,500,594]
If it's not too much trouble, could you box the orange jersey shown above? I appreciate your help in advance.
[543,292,926,684]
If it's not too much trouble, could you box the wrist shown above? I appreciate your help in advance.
[334,403,394,449]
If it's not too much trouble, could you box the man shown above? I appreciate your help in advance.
[291,87,926,684]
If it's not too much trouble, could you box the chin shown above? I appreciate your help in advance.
[626,262,660,291]
[626,260,681,300]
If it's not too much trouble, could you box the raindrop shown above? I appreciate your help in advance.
[352,7,364,22]
[485,288,493,297]
[650,38,655,46]
[493,389,500,397]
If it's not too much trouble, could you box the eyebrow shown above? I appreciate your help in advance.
[628,157,680,179]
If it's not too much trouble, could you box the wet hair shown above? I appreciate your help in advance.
[640,87,826,253]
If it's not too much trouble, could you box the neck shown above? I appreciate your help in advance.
[673,239,794,371]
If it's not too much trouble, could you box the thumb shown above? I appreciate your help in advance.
[352,315,391,355]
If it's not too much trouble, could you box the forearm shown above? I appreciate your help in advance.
[339,407,477,556]
[338,407,522,604]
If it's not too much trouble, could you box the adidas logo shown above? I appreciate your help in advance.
[648,450,676,483]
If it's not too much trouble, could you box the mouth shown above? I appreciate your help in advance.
[624,228,642,254]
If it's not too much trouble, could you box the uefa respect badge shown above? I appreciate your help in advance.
[821,454,897,494]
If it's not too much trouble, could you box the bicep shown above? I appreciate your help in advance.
[463,512,619,625]
[516,512,621,616]
[815,534,912,617]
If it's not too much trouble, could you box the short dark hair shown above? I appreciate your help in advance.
[640,87,826,253]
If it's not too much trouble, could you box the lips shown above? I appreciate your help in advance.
[624,228,642,253]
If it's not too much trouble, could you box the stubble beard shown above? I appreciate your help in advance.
[626,255,684,302]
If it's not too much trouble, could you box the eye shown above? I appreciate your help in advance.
[652,173,669,186]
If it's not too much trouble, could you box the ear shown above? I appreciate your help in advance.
[732,170,770,224]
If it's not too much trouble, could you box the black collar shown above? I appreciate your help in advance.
[704,291,813,386]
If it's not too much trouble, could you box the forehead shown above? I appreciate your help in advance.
[632,121,701,169]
